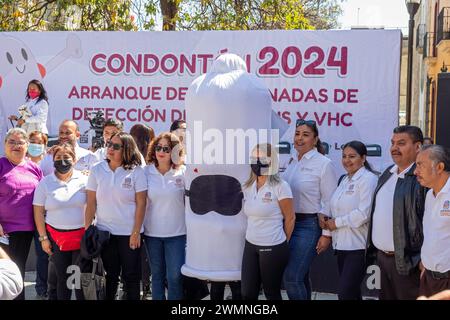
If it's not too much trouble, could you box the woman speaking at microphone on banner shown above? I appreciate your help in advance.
[8,80,49,136]
[33,143,87,300]
[84,132,147,300]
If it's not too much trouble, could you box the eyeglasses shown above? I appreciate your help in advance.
[106,141,123,151]
[7,140,27,147]
[296,119,316,127]
[155,145,171,153]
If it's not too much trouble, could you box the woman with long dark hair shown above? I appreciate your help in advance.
[282,119,338,300]
[85,132,147,300]
[9,79,49,135]
[323,140,378,300]
[129,123,155,163]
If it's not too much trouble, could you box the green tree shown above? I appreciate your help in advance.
[0,0,344,31]
[301,0,344,30]
[177,0,313,30]
[0,0,136,31]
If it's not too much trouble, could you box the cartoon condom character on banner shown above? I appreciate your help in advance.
[0,34,82,154]
[182,53,285,281]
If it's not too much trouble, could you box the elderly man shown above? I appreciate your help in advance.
[366,125,427,300]
[40,120,97,176]
[414,145,450,297]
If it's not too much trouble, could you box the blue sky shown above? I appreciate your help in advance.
[338,0,410,32]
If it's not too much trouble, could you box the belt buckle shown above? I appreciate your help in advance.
[383,250,394,256]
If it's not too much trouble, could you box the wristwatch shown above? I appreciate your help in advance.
[38,235,48,242]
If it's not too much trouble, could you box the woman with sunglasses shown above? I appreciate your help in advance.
[282,119,338,300]
[323,141,378,300]
[241,143,295,300]
[85,132,147,300]
[0,128,43,300]
[143,132,186,300]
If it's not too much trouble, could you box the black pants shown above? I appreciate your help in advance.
[48,237,83,300]
[0,231,33,300]
[101,234,141,300]
[141,241,151,289]
[33,231,49,296]
[47,259,57,300]
[241,240,289,300]
[377,250,420,300]
[183,276,209,300]
[336,249,366,300]
[210,281,241,300]
[419,270,450,297]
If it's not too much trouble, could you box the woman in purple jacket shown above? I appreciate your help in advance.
[0,128,43,300]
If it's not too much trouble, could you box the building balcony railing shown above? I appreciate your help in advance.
[424,32,436,58]
[437,7,450,44]
[416,23,425,50]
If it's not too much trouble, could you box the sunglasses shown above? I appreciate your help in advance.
[106,141,123,151]
[296,119,316,127]
[155,145,171,153]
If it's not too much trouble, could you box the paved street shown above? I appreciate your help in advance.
[24,271,344,300]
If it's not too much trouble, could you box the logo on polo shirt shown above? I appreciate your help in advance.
[262,191,272,203]
[175,177,184,188]
[441,200,450,216]
[121,177,133,190]
[346,184,355,195]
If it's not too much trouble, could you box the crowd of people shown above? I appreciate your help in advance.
[1,79,450,301]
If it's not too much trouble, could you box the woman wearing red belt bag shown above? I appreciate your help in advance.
[33,143,87,300]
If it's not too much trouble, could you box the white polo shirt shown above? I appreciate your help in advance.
[32,170,87,230]
[282,148,337,236]
[86,161,147,235]
[421,176,450,273]
[243,179,293,246]
[330,167,378,250]
[143,164,186,237]
[40,144,98,176]
[372,163,414,252]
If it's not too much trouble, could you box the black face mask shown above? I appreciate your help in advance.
[250,159,270,177]
[54,159,73,174]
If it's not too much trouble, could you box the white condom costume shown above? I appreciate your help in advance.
[182,53,275,281]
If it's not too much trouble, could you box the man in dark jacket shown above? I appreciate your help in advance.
[366,125,427,300]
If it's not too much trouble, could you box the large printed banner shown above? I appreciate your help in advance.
[0,30,400,170]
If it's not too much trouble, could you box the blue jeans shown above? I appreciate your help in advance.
[33,231,49,296]
[144,235,186,300]
[283,215,322,300]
